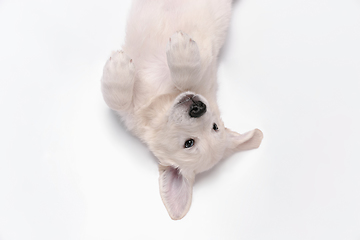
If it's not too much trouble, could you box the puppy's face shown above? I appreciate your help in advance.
[156,92,227,173]
[143,92,263,220]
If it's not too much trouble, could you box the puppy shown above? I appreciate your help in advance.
[101,0,263,220]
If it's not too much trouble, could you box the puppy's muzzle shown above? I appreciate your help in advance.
[189,100,206,118]
[177,93,207,118]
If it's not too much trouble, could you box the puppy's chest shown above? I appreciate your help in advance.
[137,61,175,97]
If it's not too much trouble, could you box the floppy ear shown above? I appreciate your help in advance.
[225,128,263,156]
[158,165,195,220]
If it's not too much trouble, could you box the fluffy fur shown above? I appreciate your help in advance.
[101,0,263,220]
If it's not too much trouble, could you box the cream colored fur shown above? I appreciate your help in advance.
[101,0,263,220]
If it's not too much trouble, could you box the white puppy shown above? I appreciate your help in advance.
[101,0,263,220]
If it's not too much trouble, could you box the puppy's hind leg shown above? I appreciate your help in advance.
[101,51,135,113]
[166,31,203,92]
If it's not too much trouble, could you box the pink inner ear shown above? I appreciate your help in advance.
[160,167,193,220]
[236,129,263,151]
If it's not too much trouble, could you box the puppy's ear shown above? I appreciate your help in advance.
[225,128,263,156]
[158,165,195,220]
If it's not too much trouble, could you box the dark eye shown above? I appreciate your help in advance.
[184,139,194,148]
[213,123,218,131]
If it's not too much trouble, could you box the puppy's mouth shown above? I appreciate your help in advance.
[177,94,195,105]
[177,93,203,105]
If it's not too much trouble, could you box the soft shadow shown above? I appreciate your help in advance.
[107,109,159,165]
[195,152,246,186]
[217,0,243,64]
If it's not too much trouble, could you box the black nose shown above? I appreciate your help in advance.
[189,100,206,118]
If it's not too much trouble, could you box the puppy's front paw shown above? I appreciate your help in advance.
[101,51,135,111]
[166,31,201,68]
[166,31,202,91]
[103,50,135,83]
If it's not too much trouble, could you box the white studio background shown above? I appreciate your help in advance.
[1,0,360,239]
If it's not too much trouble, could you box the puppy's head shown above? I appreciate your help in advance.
[141,91,263,220]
